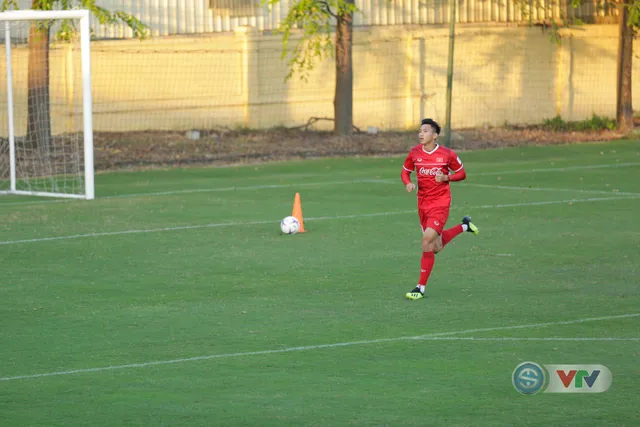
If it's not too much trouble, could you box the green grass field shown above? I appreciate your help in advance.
[1,140,639,426]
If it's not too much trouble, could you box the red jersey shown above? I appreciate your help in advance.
[402,144,463,208]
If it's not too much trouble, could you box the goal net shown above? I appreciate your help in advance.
[0,10,94,200]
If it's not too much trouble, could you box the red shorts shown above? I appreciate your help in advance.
[418,206,450,234]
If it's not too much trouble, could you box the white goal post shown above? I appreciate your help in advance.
[0,9,94,199]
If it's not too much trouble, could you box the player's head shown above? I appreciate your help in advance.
[421,118,441,134]
[419,118,440,145]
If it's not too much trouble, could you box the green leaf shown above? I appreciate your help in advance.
[263,0,358,80]
[2,1,149,39]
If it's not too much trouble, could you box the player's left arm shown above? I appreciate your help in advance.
[436,152,466,182]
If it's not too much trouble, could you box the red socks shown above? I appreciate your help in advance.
[418,251,435,286]
[417,225,464,287]
[442,224,464,247]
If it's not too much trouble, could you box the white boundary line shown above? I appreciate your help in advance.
[419,337,640,342]
[473,195,640,209]
[1,313,636,382]
[1,162,639,207]
[462,183,640,197]
[0,179,378,207]
[366,179,640,197]
[472,161,640,176]
[2,195,640,246]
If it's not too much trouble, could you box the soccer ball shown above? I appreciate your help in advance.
[280,216,300,235]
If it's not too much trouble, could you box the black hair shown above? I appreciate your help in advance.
[421,118,441,135]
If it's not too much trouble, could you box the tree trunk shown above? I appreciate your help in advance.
[616,0,634,132]
[26,22,51,149]
[334,0,354,136]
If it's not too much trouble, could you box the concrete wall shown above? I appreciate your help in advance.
[0,24,632,135]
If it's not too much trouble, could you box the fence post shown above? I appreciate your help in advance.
[418,37,426,121]
[555,34,566,118]
[444,0,456,147]
[235,25,259,128]
[406,34,415,129]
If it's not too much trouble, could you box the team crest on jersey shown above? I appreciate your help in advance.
[436,157,444,162]
[434,221,440,226]
[417,158,422,162]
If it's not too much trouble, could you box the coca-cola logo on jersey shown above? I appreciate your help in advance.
[419,167,442,176]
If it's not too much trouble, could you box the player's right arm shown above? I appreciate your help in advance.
[402,152,415,192]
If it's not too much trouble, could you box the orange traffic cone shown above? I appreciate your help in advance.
[291,192,306,233]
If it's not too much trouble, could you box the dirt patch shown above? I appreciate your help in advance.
[93,126,627,172]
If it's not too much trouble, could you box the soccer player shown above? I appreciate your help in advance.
[401,118,479,300]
